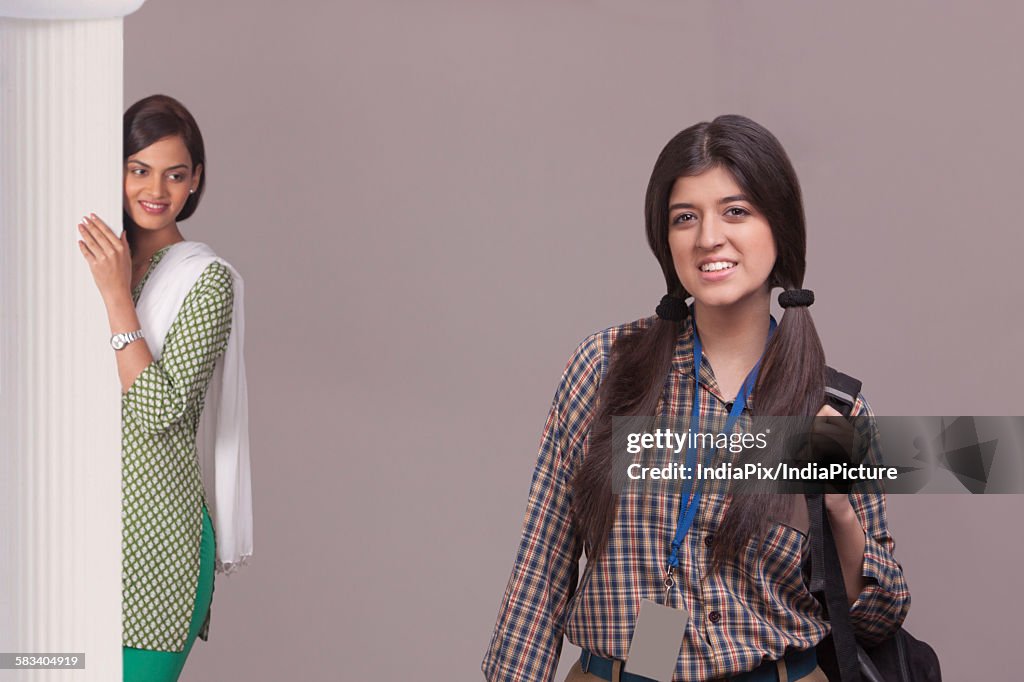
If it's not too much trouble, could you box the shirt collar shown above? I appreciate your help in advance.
[670,320,756,409]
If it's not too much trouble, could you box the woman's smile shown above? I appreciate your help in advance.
[138,200,170,215]
[697,258,739,282]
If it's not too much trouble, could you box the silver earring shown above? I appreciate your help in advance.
[189,189,195,194]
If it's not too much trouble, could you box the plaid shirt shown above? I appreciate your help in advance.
[483,316,910,682]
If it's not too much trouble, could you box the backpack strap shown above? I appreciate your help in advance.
[825,366,862,418]
[806,367,867,681]
[807,492,863,682]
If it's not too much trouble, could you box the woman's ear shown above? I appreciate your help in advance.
[192,163,203,193]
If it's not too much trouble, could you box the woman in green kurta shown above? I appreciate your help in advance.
[78,94,247,682]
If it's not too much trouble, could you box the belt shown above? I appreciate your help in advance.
[578,651,656,682]
[578,647,817,682]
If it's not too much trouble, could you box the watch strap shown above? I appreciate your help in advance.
[111,329,145,350]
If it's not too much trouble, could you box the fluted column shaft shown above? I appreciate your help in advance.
[1,16,128,682]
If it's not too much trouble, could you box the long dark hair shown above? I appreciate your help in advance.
[571,115,826,569]
[123,94,206,249]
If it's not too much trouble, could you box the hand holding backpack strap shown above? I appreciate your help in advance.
[812,369,941,681]
[811,367,863,680]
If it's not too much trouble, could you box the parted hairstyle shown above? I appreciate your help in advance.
[123,94,206,236]
[570,114,828,572]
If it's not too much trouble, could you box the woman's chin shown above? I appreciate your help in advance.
[128,215,172,232]
[688,287,740,308]
[691,290,763,311]
[696,298,741,310]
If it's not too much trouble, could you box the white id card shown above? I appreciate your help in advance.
[625,598,689,682]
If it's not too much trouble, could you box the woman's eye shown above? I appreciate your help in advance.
[726,207,749,217]
[672,213,696,224]
[168,173,183,181]
[130,168,146,176]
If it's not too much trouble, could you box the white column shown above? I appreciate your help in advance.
[0,3,145,680]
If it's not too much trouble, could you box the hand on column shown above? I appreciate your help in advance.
[77,213,131,304]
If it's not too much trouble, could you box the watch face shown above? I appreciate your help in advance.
[112,336,125,350]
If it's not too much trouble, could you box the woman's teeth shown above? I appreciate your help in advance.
[700,262,736,272]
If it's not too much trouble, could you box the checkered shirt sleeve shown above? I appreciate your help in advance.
[482,330,615,682]
[845,394,912,646]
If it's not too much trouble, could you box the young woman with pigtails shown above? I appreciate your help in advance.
[484,115,909,682]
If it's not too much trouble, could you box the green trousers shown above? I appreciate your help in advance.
[123,505,215,682]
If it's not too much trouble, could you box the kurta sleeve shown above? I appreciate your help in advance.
[482,334,604,682]
[123,262,234,435]
[844,394,912,646]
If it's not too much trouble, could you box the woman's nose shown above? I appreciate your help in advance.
[696,216,726,250]
[147,176,166,198]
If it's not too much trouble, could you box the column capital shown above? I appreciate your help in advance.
[0,0,146,19]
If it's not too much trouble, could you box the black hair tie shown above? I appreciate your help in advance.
[656,295,690,321]
[778,289,814,308]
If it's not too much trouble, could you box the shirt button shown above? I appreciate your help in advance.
[708,610,721,624]
[704,534,714,547]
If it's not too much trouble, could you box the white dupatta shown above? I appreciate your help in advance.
[134,240,253,574]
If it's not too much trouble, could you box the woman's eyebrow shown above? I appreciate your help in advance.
[669,194,750,210]
[125,160,190,171]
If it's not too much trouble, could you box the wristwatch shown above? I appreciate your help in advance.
[110,329,145,351]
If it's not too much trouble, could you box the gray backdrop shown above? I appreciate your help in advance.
[124,1,1024,679]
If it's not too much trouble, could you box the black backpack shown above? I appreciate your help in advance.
[806,368,942,682]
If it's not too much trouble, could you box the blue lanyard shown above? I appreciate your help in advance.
[665,311,777,578]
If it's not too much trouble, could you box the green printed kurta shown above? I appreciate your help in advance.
[122,245,234,651]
